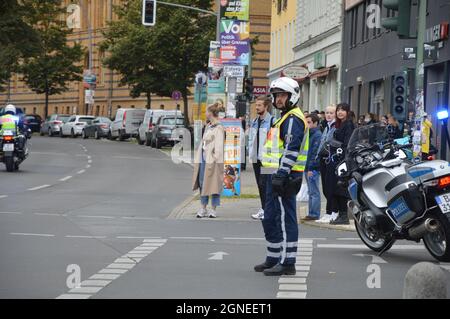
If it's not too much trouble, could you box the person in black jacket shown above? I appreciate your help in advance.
[330,103,355,225]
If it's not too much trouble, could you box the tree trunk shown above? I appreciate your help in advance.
[45,90,49,119]
[146,91,152,109]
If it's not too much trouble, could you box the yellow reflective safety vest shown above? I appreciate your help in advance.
[261,107,309,173]
[0,114,18,135]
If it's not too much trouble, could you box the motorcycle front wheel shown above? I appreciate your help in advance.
[355,218,395,253]
[423,211,450,262]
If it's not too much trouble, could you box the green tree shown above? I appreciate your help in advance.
[151,0,215,126]
[100,0,215,125]
[20,0,84,118]
[0,0,40,92]
[100,0,170,110]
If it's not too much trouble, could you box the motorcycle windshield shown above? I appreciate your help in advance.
[347,123,390,152]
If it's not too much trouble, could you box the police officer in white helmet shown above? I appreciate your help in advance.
[254,77,309,276]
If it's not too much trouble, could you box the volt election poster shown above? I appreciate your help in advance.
[220,20,250,66]
[221,119,242,197]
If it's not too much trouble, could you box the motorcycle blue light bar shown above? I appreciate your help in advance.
[437,110,449,120]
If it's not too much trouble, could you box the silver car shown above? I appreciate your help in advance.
[138,110,183,146]
[40,114,71,136]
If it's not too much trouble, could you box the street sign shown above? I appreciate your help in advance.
[195,72,207,86]
[253,86,268,96]
[224,65,245,78]
[403,47,417,60]
[282,66,309,80]
[172,91,182,101]
[85,89,94,105]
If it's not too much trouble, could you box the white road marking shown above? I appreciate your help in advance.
[277,291,307,299]
[88,160,92,164]
[69,287,103,294]
[279,277,307,284]
[317,244,425,250]
[297,256,312,261]
[77,215,115,219]
[223,237,264,241]
[65,235,107,239]
[59,176,72,182]
[98,269,128,274]
[279,284,307,291]
[87,156,92,160]
[121,216,156,220]
[295,265,311,271]
[143,239,168,243]
[28,184,51,191]
[170,236,214,241]
[284,272,309,277]
[116,236,162,239]
[56,238,167,299]
[56,294,91,299]
[106,263,136,270]
[34,213,63,217]
[10,232,54,237]
[0,195,8,199]
[81,280,111,287]
[76,169,85,174]
[296,260,312,265]
[298,239,313,244]
[86,165,91,169]
[0,212,22,215]
[336,238,360,241]
[208,252,229,260]
[90,274,120,280]
[297,252,313,256]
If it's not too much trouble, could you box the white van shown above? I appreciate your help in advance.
[109,108,146,141]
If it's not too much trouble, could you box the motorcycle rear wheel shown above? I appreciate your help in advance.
[423,211,450,262]
[355,218,395,253]
[5,156,14,172]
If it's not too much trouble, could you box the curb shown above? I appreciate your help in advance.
[300,220,356,232]
[167,194,197,219]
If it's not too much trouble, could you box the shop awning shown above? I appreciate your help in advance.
[309,65,336,80]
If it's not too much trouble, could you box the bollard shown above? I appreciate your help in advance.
[403,262,447,299]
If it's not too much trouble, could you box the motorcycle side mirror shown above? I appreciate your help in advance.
[397,149,407,159]
[337,162,348,177]
[337,148,343,156]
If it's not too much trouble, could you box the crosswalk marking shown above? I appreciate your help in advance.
[55,238,167,299]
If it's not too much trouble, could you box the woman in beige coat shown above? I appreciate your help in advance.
[192,103,225,218]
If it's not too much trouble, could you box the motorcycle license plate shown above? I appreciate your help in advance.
[3,143,14,152]
[435,193,450,214]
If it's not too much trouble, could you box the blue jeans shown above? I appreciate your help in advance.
[306,170,321,218]
[199,152,221,207]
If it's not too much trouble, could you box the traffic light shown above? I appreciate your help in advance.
[391,72,408,122]
[381,0,412,38]
[142,0,156,26]
[244,78,254,100]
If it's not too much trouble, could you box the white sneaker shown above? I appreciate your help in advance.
[330,212,339,222]
[196,208,207,218]
[251,209,264,220]
[208,209,217,218]
[316,214,332,223]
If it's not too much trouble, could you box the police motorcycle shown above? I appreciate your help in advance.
[336,123,450,262]
[0,128,28,172]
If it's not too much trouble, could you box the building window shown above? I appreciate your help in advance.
[283,0,288,10]
[369,80,384,117]
[55,106,58,114]
[348,86,354,110]
[362,0,368,43]
[277,0,282,14]
[350,7,359,48]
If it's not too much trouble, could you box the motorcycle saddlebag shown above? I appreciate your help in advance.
[386,180,424,225]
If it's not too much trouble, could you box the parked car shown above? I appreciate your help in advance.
[138,110,183,146]
[109,108,146,141]
[24,114,42,133]
[40,114,71,136]
[60,115,95,138]
[151,115,185,149]
[82,117,112,139]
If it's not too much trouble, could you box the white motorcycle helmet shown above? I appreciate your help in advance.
[4,104,16,115]
[269,77,301,110]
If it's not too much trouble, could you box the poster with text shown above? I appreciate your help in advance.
[220,0,249,21]
[221,119,242,197]
[220,19,250,66]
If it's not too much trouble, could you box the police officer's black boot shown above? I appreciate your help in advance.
[263,264,296,276]
[330,211,350,225]
[254,262,277,272]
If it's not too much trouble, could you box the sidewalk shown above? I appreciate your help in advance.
[167,161,356,232]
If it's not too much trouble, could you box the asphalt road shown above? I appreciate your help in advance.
[0,136,449,299]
